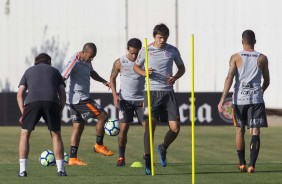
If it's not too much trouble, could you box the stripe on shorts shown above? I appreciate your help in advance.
[86,103,100,116]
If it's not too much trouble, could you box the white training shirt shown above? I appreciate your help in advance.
[135,43,184,91]
[233,51,264,105]
[61,52,94,104]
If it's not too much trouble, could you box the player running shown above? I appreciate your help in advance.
[218,30,270,173]
[134,23,186,175]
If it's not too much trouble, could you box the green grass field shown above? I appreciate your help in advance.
[1,125,282,184]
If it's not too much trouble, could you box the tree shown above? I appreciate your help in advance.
[25,25,69,72]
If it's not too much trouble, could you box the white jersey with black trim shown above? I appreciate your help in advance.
[233,51,264,105]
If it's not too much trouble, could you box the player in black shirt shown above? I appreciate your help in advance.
[17,53,67,177]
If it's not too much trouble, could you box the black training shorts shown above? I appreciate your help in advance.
[119,100,143,124]
[143,91,180,122]
[233,103,268,128]
[20,101,61,131]
[68,98,106,123]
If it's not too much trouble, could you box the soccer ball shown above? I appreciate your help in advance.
[39,150,56,166]
[64,152,69,163]
[104,119,120,136]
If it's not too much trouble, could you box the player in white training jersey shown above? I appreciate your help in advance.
[109,38,144,166]
[134,23,185,175]
[62,43,114,166]
[218,30,270,173]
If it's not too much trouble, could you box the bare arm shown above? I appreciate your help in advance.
[258,55,270,93]
[109,59,121,108]
[133,63,146,77]
[218,55,237,112]
[133,63,153,77]
[17,85,26,114]
[90,70,110,88]
[58,84,66,112]
[167,64,186,85]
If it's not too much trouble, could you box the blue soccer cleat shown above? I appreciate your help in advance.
[144,154,151,175]
[157,144,167,167]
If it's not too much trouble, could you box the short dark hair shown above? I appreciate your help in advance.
[83,42,97,55]
[242,30,256,45]
[127,38,142,50]
[34,53,51,65]
[153,23,169,37]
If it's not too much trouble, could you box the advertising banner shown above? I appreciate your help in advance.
[0,92,233,126]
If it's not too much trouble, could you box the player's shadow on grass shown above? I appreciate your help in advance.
[155,163,191,176]
[197,170,282,174]
[196,163,282,174]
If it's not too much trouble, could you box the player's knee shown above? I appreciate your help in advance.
[236,127,245,135]
[250,128,260,136]
[20,129,31,139]
[170,126,180,134]
[51,131,61,137]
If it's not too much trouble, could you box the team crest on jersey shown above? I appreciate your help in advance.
[164,50,171,58]
[148,48,156,56]
[121,59,128,63]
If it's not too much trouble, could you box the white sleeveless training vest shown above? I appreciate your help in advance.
[233,51,264,105]
[119,55,144,101]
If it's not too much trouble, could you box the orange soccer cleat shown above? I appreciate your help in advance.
[248,166,255,173]
[68,158,88,166]
[238,164,247,173]
[94,144,114,156]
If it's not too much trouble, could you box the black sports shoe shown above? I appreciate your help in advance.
[157,144,167,167]
[18,171,27,177]
[58,171,67,176]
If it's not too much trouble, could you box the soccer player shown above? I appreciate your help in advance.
[17,53,67,177]
[62,43,114,166]
[133,23,186,175]
[109,38,144,166]
[218,30,270,173]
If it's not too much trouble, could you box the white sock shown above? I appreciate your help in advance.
[19,159,27,173]
[56,160,64,172]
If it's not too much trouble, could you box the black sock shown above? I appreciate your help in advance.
[237,150,246,165]
[249,135,260,168]
[144,154,150,159]
[70,146,78,158]
[144,154,151,168]
[96,136,104,145]
[159,143,168,154]
[119,146,126,158]
[163,129,178,148]
[144,130,150,154]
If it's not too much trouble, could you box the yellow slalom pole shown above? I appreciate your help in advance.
[144,38,155,176]
[191,34,195,184]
